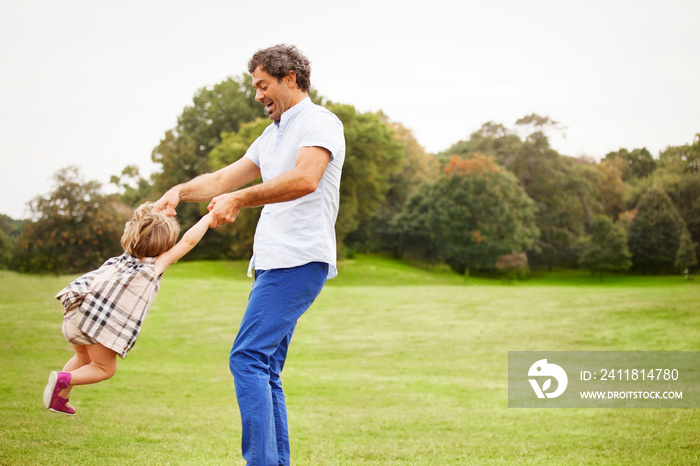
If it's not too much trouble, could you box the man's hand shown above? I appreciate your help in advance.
[208,193,241,228]
[154,189,180,217]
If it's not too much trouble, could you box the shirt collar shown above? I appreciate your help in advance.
[275,96,312,127]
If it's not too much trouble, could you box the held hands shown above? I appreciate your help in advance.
[153,189,180,217]
[153,187,241,228]
[207,193,241,228]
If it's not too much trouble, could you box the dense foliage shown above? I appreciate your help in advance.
[0,214,23,269]
[578,215,632,279]
[2,72,698,277]
[394,154,539,274]
[627,187,690,274]
[12,167,129,274]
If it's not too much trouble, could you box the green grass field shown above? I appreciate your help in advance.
[1,255,699,465]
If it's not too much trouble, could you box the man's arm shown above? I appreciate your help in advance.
[154,157,261,216]
[207,146,331,228]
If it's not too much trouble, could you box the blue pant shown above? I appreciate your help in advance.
[230,262,327,466]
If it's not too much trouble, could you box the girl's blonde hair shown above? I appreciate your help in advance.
[120,202,180,259]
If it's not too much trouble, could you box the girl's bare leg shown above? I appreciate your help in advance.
[63,345,92,372]
[58,343,118,398]
[58,345,92,398]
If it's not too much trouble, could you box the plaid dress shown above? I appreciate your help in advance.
[56,253,161,358]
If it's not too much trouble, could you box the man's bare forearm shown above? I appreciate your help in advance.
[206,168,318,227]
[231,145,330,208]
[169,158,262,203]
[170,172,226,203]
[206,146,330,227]
[235,169,318,207]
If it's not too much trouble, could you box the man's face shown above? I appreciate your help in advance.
[252,66,294,121]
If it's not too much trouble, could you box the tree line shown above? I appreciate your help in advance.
[2,75,698,278]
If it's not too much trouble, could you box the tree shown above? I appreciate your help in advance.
[441,121,521,165]
[205,118,271,259]
[394,153,539,275]
[0,214,25,270]
[659,133,700,175]
[509,132,601,270]
[604,148,657,180]
[151,75,266,191]
[110,164,155,208]
[495,251,530,281]
[594,158,627,220]
[578,215,632,280]
[345,118,440,253]
[675,228,698,275]
[209,119,272,171]
[175,75,267,161]
[0,228,11,269]
[149,75,270,258]
[13,166,130,274]
[151,129,200,198]
[381,119,440,218]
[675,174,700,259]
[627,186,687,274]
[621,136,700,260]
[514,113,567,142]
[151,74,320,193]
[327,104,404,252]
[443,115,602,270]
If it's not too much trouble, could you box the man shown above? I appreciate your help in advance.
[154,44,345,465]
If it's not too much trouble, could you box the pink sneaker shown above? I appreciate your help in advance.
[43,371,71,410]
[49,395,76,416]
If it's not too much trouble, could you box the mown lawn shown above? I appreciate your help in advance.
[1,256,698,465]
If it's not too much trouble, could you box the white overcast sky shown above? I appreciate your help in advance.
[1,0,699,219]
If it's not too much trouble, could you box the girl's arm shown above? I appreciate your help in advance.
[154,212,213,276]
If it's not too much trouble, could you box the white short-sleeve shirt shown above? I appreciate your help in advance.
[244,97,345,279]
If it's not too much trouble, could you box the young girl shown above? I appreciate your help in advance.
[43,202,212,415]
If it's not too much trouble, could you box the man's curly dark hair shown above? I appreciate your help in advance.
[248,44,311,92]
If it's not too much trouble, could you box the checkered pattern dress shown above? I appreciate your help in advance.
[56,253,161,358]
